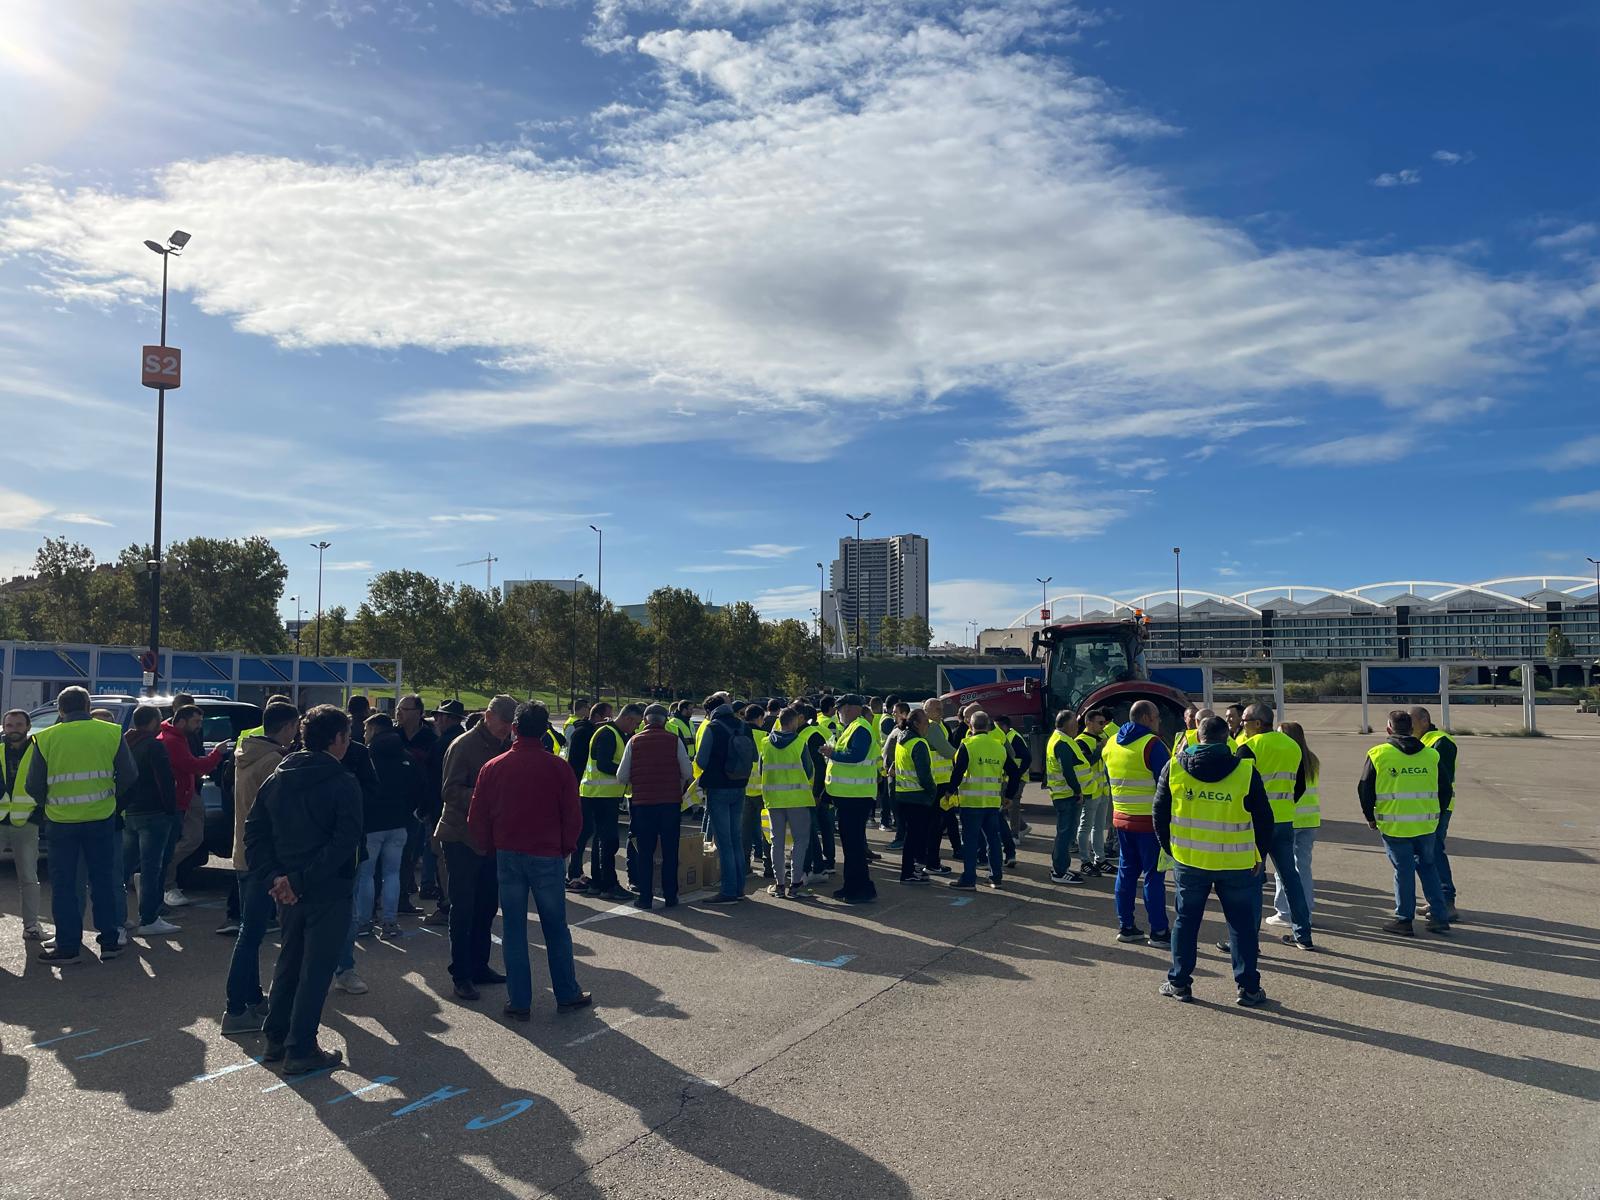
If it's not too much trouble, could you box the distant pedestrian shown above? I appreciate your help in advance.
[741,703,773,882]
[157,703,228,908]
[1076,708,1112,872]
[467,702,591,1019]
[698,694,759,903]
[245,704,362,1073]
[357,714,422,942]
[945,711,1007,891]
[1045,709,1088,885]
[393,693,438,915]
[348,695,371,744]
[918,697,960,875]
[435,695,514,1001]
[1274,720,1322,930]
[1236,704,1314,950]
[889,709,935,886]
[565,701,607,890]
[424,698,468,918]
[1359,710,1450,937]
[1,709,46,940]
[819,695,878,904]
[221,701,297,1031]
[1409,706,1459,922]
[578,703,642,902]
[617,704,693,909]
[1155,714,1275,1006]
[1103,699,1170,946]
[762,706,817,898]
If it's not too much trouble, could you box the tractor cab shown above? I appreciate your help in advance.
[1038,621,1146,712]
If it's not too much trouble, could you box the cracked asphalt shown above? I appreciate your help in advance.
[2,709,1598,1199]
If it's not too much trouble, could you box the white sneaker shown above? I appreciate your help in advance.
[137,918,181,936]
[334,970,369,995]
[116,928,129,947]
[1264,913,1291,928]
[164,889,191,908]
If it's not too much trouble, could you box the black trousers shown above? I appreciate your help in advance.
[265,886,353,1058]
[924,806,962,867]
[569,802,596,880]
[585,797,621,891]
[897,803,932,879]
[631,803,680,905]
[833,795,877,900]
[805,800,836,873]
[443,840,498,983]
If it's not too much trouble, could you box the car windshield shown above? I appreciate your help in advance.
[1050,633,1142,709]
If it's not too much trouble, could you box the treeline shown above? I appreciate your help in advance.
[0,539,831,698]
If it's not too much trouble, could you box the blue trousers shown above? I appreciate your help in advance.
[1051,796,1083,876]
[705,788,747,898]
[225,871,278,1014]
[497,851,581,1011]
[124,811,175,928]
[958,809,1004,885]
[48,817,120,955]
[1383,832,1449,921]
[1264,823,1312,941]
[1169,862,1261,993]
[1433,808,1456,905]
[1113,828,1168,934]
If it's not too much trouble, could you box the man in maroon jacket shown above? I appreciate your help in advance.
[467,702,592,1020]
[617,703,694,910]
[157,704,227,906]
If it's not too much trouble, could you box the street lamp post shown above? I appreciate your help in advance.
[311,540,331,656]
[1172,547,1183,662]
[568,572,585,710]
[1588,557,1600,668]
[845,512,870,691]
[816,561,827,681]
[1036,576,1052,623]
[590,525,604,701]
[141,229,189,696]
[288,594,303,655]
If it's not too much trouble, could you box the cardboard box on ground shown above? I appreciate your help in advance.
[649,832,717,891]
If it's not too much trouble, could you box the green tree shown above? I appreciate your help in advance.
[646,587,714,696]
[877,614,903,655]
[356,570,452,686]
[713,601,766,695]
[900,615,932,655]
[153,536,288,651]
[1546,626,1574,660]
[297,605,357,657]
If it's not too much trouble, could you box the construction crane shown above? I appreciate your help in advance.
[458,554,499,593]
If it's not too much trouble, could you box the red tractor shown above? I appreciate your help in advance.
[940,619,1191,761]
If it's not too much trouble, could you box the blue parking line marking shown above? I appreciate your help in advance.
[788,954,856,968]
[27,1029,99,1049]
[325,1075,398,1105]
[192,1058,264,1083]
[950,897,973,907]
[262,1067,338,1092]
[75,1038,151,1060]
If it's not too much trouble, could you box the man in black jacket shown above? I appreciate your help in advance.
[122,706,178,934]
[245,705,362,1074]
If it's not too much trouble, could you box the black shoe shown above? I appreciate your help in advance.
[425,907,449,926]
[1115,926,1145,944]
[866,851,883,862]
[396,899,423,915]
[663,897,678,909]
[1236,988,1268,1008]
[986,879,1003,890]
[1281,934,1315,951]
[473,970,507,986]
[1425,920,1451,936]
[263,1041,286,1063]
[1216,939,1233,953]
[949,879,977,891]
[761,866,775,880]
[284,1047,343,1075]
[704,894,739,904]
[1382,918,1415,937]
[887,839,905,851]
[1159,981,1193,1002]
[1004,859,1018,869]
[215,918,242,936]
[1050,871,1084,885]
[453,979,480,1002]
[38,947,81,964]
[928,864,953,875]
[419,885,441,901]
[899,877,931,886]
[841,894,876,905]
[503,1004,531,1021]
[557,992,594,1013]
[1146,929,1171,948]
[632,896,653,909]
[100,942,124,960]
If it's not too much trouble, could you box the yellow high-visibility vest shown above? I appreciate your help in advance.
[1102,733,1158,818]
[1367,743,1440,838]
[580,725,626,799]
[34,719,123,824]
[1168,758,1259,871]
[824,718,878,798]
[1,738,38,823]
[956,730,1007,810]
[1044,730,1092,801]
[1239,730,1301,826]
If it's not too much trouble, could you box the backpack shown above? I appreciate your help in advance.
[724,723,758,783]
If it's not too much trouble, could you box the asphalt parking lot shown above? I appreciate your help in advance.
[2,709,1597,1200]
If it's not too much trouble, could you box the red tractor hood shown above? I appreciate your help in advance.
[938,678,1042,722]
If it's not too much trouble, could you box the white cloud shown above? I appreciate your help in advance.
[1536,490,1600,513]
[1533,223,1597,252]
[929,577,1035,638]
[1415,394,1497,421]
[1284,430,1416,466]
[1544,435,1600,469]
[678,562,769,573]
[1431,149,1474,166]
[429,512,498,524]
[325,559,374,571]
[752,583,821,619]
[1372,169,1422,187]
[56,511,113,527]
[257,521,342,539]
[0,488,53,530]
[726,543,801,559]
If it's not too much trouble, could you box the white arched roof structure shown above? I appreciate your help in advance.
[1125,589,1262,616]
[1232,585,1383,608]
[1005,592,1133,629]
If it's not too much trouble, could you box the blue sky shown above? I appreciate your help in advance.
[2,0,1597,641]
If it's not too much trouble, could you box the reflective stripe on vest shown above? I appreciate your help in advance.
[1168,758,1258,871]
[928,735,954,785]
[35,719,123,823]
[1045,731,1091,800]
[1072,733,1101,797]
[825,718,878,798]
[957,730,1007,809]
[747,729,770,798]
[1295,771,1321,829]
[1240,730,1301,826]
[893,735,930,797]
[1102,734,1157,817]
[760,733,812,810]
[580,725,626,798]
[1420,729,1457,812]
[1,740,38,823]
[1367,743,1440,837]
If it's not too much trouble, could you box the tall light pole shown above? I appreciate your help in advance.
[1037,576,1052,623]
[590,525,603,700]
[1588,557,1600,667]
[569,572,584,709]
[846,512,870,691]
[288,594,303,655]
[968,618,979,650]
[311,540,331,656]
[1172,546,1183,662]
[141,229,190,695]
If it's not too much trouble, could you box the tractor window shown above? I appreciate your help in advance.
[1051,636,1139,709]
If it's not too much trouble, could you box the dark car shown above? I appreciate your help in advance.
[23,695,263,866]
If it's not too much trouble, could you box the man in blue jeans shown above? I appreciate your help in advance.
[696,695,755,903]
[121,705,179,935]
[468,702,591,1019]
[222,701,297,1031]
[1154,715,1277,1006]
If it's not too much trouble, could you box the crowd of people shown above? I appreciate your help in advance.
[1,682,1461,1067]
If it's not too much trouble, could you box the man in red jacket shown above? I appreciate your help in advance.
[617,703,694,910]
[157,704,227,907]
[467,702,591,1021]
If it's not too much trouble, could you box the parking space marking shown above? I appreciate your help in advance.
[950,897,973,907]
[788,953,856,968]
[26,1029,99,1049]
[75,1038,150,1060]
[262,1067,339,1092]
[565,1004,666,1047]
[191,1057,264,1083]
[326,1075,399,1105]
[576,890,711,927]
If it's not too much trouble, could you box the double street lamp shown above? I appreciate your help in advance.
[846,512,870,691]
[311,540,332,656]
[141,229,190,695]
